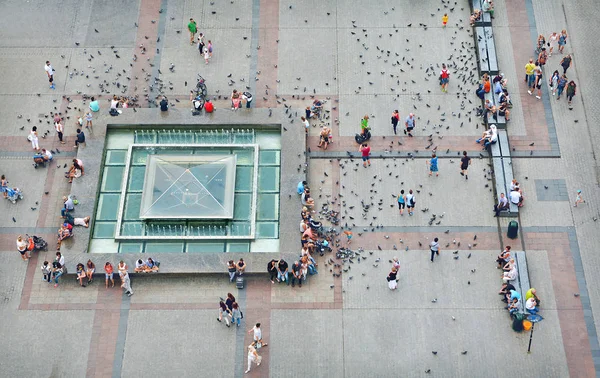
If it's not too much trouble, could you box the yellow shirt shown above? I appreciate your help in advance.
[525,288,536,301]
[525,63,536,75]
[442,15,448,24]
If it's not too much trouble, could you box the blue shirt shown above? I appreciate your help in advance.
[297,182,305,195]
[89,101,99,112]
[510,290,521,301]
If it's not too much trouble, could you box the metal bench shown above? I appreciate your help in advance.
[475,27,499,75]
[492,131,518,217]
[514,251,531,313]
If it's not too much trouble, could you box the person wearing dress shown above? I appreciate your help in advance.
[428,153,439,177]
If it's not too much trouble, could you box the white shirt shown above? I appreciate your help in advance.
[252,326,262,340]
[509,191,521,204]
[16,239,27,252]
[56,255,65,266]
[110,99,119,109]
[55,122,63,133]
[43,150,53,160]
[74,217,87,226]
[430,241,439,252]
[303,119,310,129]
[45,64,54,76]
[498,196,508,206]
[526,297,536,310]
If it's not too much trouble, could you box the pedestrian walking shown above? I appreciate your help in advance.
[54,120,64,144]
[442,13,448,27]
[245,342,262,374]
[548,32,558,56]
[207,40,213,57]
[574,189,584,207]
[439,63,450,92]
[549,70,559,96]
[197,33,205,55]
[560,54,572,75]
[405,113,415,136]
[188,18,197,45]
[392,257,401,271]
[44,61,55,89]
[566,80,577,106]
[248,323,267,347]
[430,237,440,262]
[387,267,398,290]
[556,74,567,100]
[344,230,353,246]
[84,111,93,129]
[120,271,133,296]
[359,143,371,168]
[524,59,536,87]
[218,300,231,327]
[231,302,242,327]
[533,65,543,99]
[406,189,416,216]
[460,151,471,179]
[537,47,547,67]
[391,110,399,135]
[0,175,7,199]
[558,30,568,54]
[427,153,439,177]
[29,126,39,151]
[397,189,406,215]
[203,47,210,64]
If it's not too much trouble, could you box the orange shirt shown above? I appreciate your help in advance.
[483,80,491,93]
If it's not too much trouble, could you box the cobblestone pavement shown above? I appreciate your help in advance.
[0,0,599,377]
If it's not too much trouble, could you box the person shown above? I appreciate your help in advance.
[120,270,133,296]
[430,237,440,262]
[526,297,538,315]
[248,323,267,347]
[343,230,353,246]
[231,90,241,110]
[55,251,65,267]
[406,189,416,216]
[549,70,560,96]
[460,151,471,179]
[305,106,312,120]
[197,33,205,55]
[566,81,577,106]
[556,74,567,100]
[105,262,115,288]
[41,261,52,283]
[134,259,147,273]
[482,0,494,18]
[510,179,519,191]
[360,115,369,135]
[89,97,100,112]
[187,18,197,45]
[537,47,547,68]
[73,216,90,227]
[237,258,246,275]
[0,175,7,199]
[74,129,85,148]
[34,148,53,166]
[16,235,29,261]
[45,60,55,89]
[241,91,252,108]
[318,127,330,149]
[218,300,231,327]
[496,246,511,268]
[558,30,568,54]
[548,32,558,56]
[301,116,310,133]
[360,143,371,168]
[66,158,84,183]
[84,111,93,129]
[207,40,213,58]
[146,258,159,272]
[508,296,519,315]
[509,189,523,207]
[524,59,536,89]
[574,189,584,207]
[245,342,262,374]
[203,46,210,64]
[405,113,415,136]
[110,96,120,109]
[439,63,450,92]
[54,119,65,144]
[52,261,64,288]
[118,260,128,276]
[291,260,303,287]
[159,96,169,111]
[502,266,517,283]
[397,189,406,215]
[482,125,498,149]
[502,258,516,272]
[392,257,401,271]
[86,259,95,284]
[535,34,546,55]
[231,302,242,327]
[29,126,40,151]
[469,9,481,25]
[227,260,236,282]
[56,223,73,250]
[387,267,398,290]
[76,263,87,287]
[532,64,543,99]
[201,98,213,113]
[390,110,400,135]
[499,282,516,302]
[442,13,448,27]
[311,99,323,117]
[277,259,289,284]
[525,288,541,306]
[494,193,509,217]
[428,153,439,177]
[61,196,74,218]
[297,181,307,195]
[301,189,315,208]
[267,259,278,283]
[225,293,236,313]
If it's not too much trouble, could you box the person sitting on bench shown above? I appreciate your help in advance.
[496,246,511,268]
[134,259,148,273]
[236,258,246,276]
[494,193,510,217]
[145,257,159,272]
[509,188,524,208]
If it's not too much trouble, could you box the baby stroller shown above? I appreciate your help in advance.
[26,234,48,252]
[6,187,23,204]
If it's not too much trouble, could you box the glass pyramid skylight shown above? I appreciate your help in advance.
[139,155,237,219]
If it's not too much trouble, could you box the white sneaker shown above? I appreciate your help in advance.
[245,370,250,374]
[527,90,532,95]
[535,96,541,99]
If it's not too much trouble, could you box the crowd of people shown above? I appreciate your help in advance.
[496,247,541,318]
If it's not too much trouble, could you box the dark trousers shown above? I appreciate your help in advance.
[269,270,277,282]
[392,123,398,135]
[494,204,509,216]
[430,249,438,262]
[291,274,303,285]
[57,132,63,142]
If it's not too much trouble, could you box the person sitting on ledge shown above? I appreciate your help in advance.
[496,246,511,268]
[236,258,246,276]
[134,259,148,273]
[76,263,87,287]
[145,257,159,272]
[56,223,73,250]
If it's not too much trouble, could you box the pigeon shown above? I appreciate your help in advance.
[12,217,16,222]
[461,351,468,355]
[432,351,437,355]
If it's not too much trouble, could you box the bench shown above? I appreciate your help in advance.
[472,0,492,25]
[475,27,499,75]
[514,251,531,313]
[60,252,297,278]
[492,131,518,217]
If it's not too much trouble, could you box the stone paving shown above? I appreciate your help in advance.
[0,0,600,377]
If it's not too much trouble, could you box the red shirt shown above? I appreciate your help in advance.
[361,146,371,157]
[105,264,113,274]
[204,101,214,113]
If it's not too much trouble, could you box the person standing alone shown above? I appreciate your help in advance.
[188,18,197,45]
[430,237,440,262]
[460,151,471,179]
[44,61,55,89]
[391,110,400,135]
[440,64,450,92]
[360,143,371,168]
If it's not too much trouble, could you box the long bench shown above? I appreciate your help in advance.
[475,26,499,75]
[492,131,518,217]
[483,89,506,128]
[59,252,297,277]
[513,251,531,313]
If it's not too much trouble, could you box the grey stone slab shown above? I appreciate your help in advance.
[84,0,140,47]
[535,179,569,201]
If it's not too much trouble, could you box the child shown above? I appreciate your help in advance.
[207,40,213,57]
[442,13,448,27]
[343,230,353,246]
[203,47,210,64]
[574,190,584,207]
[85,111,93,129]
[41,261,52,283]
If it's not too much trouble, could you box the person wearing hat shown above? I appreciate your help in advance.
[574,190,584,207]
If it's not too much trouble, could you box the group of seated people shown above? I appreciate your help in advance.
[227,258,247,282]
[497,247,541,317]
[33,148,53,167]
[134,258,160,273]
[493,179,525,215]
[476,73,512,122]
[110,95,132,109]
[56,195,91,250]
[305,99,323,120]
[469,0,494,25]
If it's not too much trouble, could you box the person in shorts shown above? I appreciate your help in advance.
[406,189,415,216]
[397,189,406,215]
[460,151,471,179]
[104,262,114,288]
[405,113,415,136]
[360,143,371,168]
